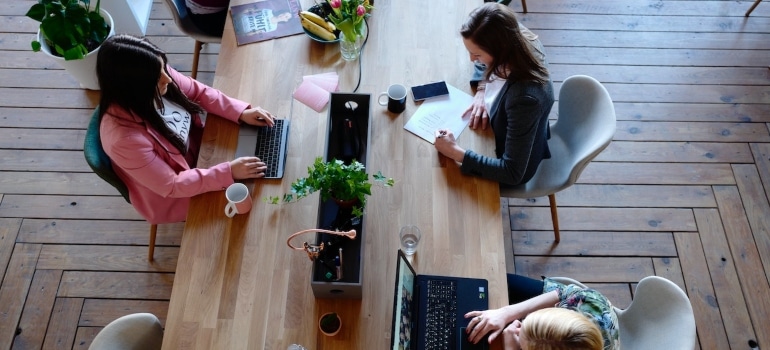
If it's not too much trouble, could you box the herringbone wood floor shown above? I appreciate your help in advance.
[1,0,769,349]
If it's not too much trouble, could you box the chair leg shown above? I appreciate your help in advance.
[149,224,157,262]
[548,194,560,243]
[521,0,528,13]
[745,0,762,16]
[192,41,203,80]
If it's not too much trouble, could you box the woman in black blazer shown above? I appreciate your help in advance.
[434,3,554,186]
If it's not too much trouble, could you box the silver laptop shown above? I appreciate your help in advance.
[234,119,289,179]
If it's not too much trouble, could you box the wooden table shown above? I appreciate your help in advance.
[162,1,508,348]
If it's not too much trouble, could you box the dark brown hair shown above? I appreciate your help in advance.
[96,34,204,154]
[461,3,549,84]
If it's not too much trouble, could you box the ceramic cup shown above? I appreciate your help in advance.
[225,183,252,217]
[378,84,407,113]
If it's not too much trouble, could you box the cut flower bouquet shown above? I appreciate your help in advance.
[326,0,373,42]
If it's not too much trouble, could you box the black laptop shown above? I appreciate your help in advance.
[390,250,489,350]
[234,119,289,179]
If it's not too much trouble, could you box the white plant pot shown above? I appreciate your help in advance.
[37,9,115,90]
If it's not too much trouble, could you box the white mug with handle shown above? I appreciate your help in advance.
[225,183,252,217]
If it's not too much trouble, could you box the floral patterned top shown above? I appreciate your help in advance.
[543,278,621,350]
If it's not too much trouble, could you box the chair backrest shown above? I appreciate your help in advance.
[501,75,616,197]
[550,75,616,185]
[162,0,222,43]
[89,313,163,350]
[614,276,697,350]
[84,107,131,203]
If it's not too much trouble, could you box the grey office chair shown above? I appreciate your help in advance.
[84,107,158,261]
[89,313,163,350]
[162,0,222,79]
[550,276,696,350]
[491,0,528,13]
[745,0,762,16]
[500,75,616,242]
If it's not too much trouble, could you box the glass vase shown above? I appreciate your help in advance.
[339,24,367,61]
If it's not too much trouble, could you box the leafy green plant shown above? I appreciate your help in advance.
[26,0,111,60]
[266,157,394,218]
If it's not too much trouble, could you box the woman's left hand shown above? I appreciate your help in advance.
[239,107,275,127]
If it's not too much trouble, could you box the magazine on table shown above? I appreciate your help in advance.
[230,0,303,46]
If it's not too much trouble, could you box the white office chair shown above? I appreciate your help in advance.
[162,0,221,79]
[500,75,616,242]
[89,313,163,350]
[550,276,697,350]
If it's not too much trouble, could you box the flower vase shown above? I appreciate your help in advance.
[339,24,367,61]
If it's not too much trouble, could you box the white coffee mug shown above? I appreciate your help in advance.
[225,183,252,217]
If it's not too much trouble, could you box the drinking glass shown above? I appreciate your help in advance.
[399,225,421,256]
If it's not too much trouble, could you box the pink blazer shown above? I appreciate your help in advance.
[100,67,249,224]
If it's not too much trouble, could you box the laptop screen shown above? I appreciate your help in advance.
[391,251,417,350]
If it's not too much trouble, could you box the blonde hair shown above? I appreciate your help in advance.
[520,308,603,350]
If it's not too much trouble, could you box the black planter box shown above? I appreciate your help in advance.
[310,93,371,299]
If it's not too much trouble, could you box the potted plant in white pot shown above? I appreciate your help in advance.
[26,0,114,90]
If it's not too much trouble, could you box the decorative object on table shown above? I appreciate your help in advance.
[286,227,356,261]
[318,312,342,336]
[293,72,340,112]
[326,0,373,60]
[230,0,303,46]
[26,0,113,90]
[299,3,340,42]
[266,156,394,218]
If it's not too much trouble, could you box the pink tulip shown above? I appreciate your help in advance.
[356,4,365,16]
[329,0,341,9]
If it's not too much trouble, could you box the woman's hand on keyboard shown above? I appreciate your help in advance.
[240,107,275,127]
[230,157,267,179]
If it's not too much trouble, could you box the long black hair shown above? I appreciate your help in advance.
[461,3,549,84]
[96,34,204,154]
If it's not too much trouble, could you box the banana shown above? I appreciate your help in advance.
[300,11,336,33]
[301,17,337,41]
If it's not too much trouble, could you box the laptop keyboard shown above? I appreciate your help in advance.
[254,119,287,178]
[425,279,458,349]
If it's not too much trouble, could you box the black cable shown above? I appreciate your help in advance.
[352,18,369,93]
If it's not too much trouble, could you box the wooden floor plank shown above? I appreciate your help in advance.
[732,164,770,284]
[713,186,770,347]
[0,128,85,150]
[750,143,770,210]
[42,297,83,350]
[540,30,770,51]
[609,102,770,123]
[0,172,119,196]
[511,231,677,257]
[673,230,729,350]
[509,207,696,232]
[72,327,100,350]
[513,256,655,283]
[0,218,22,284]
[507,184,717,208]
[613,121,770,143]
[79,299,168,327]
[0,243,42,350]
[578,162,737,185]
[12,269,62,350]
[37,245,178,272]
[17,219,183,246]
[58,271,174,300]
[0,107,92,129]
[0,195,143,220]
[0,150,91,172]
[595,141,754,163]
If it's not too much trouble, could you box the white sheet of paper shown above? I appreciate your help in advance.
[403,83,473,144]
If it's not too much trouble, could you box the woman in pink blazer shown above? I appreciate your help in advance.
[96,34,275,224]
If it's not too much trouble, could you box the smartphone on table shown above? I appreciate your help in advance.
[411,81,449,102]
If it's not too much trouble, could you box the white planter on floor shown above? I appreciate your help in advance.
[37,9,115,90]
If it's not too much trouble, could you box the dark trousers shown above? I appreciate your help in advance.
[507,274,545,304]
[188,9,227,37]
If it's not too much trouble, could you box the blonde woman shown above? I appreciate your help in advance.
[465,275,619,350]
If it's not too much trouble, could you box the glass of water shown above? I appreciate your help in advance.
[399,225,422,256]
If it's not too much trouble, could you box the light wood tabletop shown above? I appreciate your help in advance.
[162,1,508,348]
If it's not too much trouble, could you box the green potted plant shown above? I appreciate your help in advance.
[266,157,394,218]
[318,312,341,336]
[26,0,113,89]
